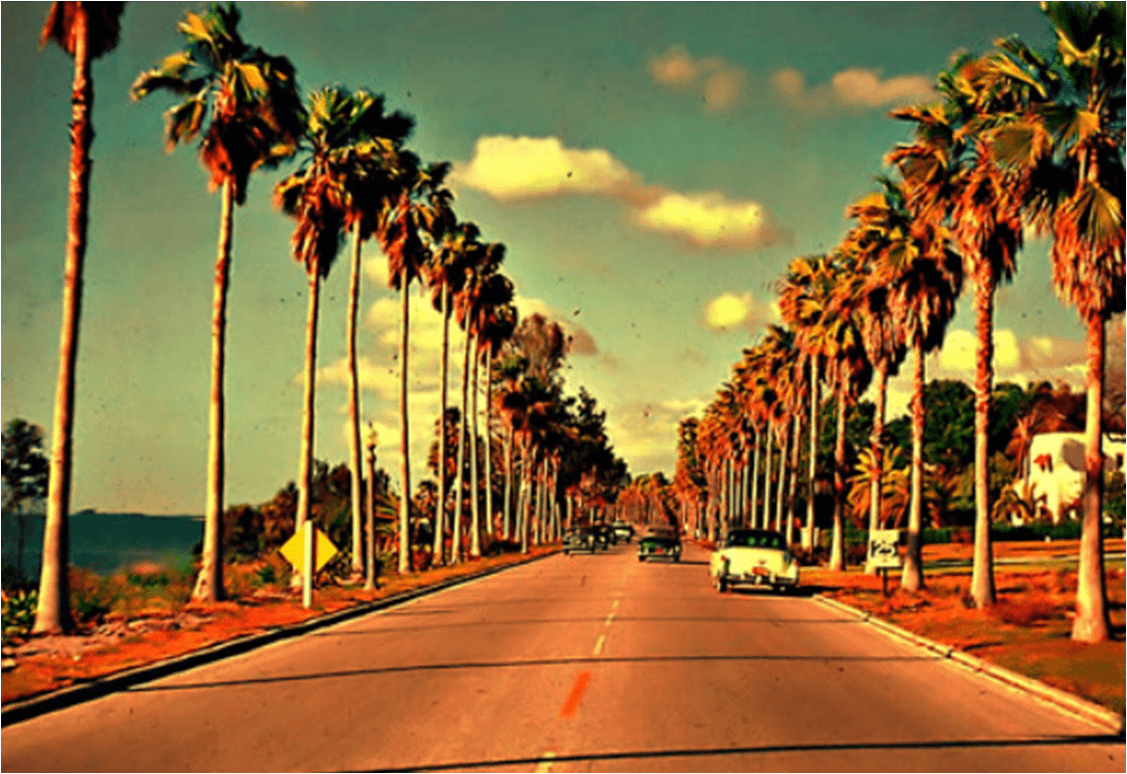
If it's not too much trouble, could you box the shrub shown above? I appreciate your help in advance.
[69,567,117,624]
[2,588,37,642]
[256,562,277,586]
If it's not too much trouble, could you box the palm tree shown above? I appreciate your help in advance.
[275,87,411,592]
[422,221,479,562]
[891,57,1026,607]
[472,277,515,548]
[33,1,125,634]
[778,254,838,548]
[985,1,1124,640]
[132,4,302,603]
[855,181,962,589]
[376,159,453,573]
[338,96,413,578]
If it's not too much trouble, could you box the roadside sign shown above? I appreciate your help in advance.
[868,529,903,569]
[280,522,338,575]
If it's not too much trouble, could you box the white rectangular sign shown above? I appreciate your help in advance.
[868,529,903,569]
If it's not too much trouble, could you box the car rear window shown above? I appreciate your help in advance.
[725,531,784,549]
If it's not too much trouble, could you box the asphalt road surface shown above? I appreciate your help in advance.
[3,542,1123,772]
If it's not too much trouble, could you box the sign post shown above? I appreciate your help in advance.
[868,529,903,596]
[280,523,339,609]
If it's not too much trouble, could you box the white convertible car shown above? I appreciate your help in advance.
[710,528,799,593]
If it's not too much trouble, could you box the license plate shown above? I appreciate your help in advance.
[655,547,664,553]
[752,566,769,576]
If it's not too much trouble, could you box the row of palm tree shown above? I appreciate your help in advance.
[33,2,627,630]
[672,2,1122,644]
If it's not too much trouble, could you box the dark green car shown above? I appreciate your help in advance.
[637,532,681,562]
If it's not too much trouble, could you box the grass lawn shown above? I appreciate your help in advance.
[803,539,1126,715]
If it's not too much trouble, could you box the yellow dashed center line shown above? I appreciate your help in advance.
[593,633,606,656]
[535,751,557,772]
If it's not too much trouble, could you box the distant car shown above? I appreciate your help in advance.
[611,521,635,543]
[588,523,615,549]
[710,528,798,593]
[637,530,681,562]
[563,526,597,555]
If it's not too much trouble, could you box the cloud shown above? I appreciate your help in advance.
[513,295,600,357]
[605,396,709,475]
[938,329,1021,373]
[648,45,745,113]
[456,135,786,253]
[702,290,779,332]
[635,191,789,249]
[452,135,639,201]
[770,66,934,113]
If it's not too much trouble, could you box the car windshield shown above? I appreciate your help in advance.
[724,530,784,549]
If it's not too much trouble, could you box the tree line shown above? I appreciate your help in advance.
[28,2,626,634]
[665,2,1123,644]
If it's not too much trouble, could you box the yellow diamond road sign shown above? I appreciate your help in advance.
[279,522,338,575]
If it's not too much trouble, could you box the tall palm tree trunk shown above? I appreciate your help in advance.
[775,422,788,533]
[365,443,377,590]
[452,327,471,563]
[763,434,773,530]
[397,273,412,574]
[36,7,94,632]
[520,441,532,553]
[902,342,926,591]
[787,413,801,545]
[866,362,889,574]
[483,354,494,542]
[970,274,996,607]
[751,429,761,530]
[469,337,482,558]
[1072,313,1110,642]
[804,358,820,549]
[503,424,513,540]
[433,286,450,563]
[294,270,321,601]
[830,390,847,571]
[346,224,364,577]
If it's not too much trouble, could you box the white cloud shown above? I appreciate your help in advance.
[453,135,638,201]
[703,290,780,332]
[635,191,788,249]
[604,396,709,475]
[938,328,1020,373]
[771,66,934,112]
[830,68,935,108]
[455,135,788,253]
[649,45,745,113]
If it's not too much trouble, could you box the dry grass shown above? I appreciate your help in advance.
[804,539,1126,714]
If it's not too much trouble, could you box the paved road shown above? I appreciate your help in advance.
[3,543,1123,772]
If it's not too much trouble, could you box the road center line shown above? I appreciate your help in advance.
[611,598,620,610]
[560,671,592,718]
[604,613,615,626]
[534,751,557,773]
[593,633,606,656]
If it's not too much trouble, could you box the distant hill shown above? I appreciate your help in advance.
[2,509,204,582]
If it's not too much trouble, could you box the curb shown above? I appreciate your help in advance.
[813,594,1125,736]
[1,550,558,727]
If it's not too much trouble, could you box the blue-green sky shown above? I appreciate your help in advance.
[2,2,1102,515]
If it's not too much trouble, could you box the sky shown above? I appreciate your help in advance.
[1,1,1111,516]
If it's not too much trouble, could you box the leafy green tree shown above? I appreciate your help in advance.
[132,3,303,604]
[3,419,50,587]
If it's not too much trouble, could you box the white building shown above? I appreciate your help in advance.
[1022,431,1126,523]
